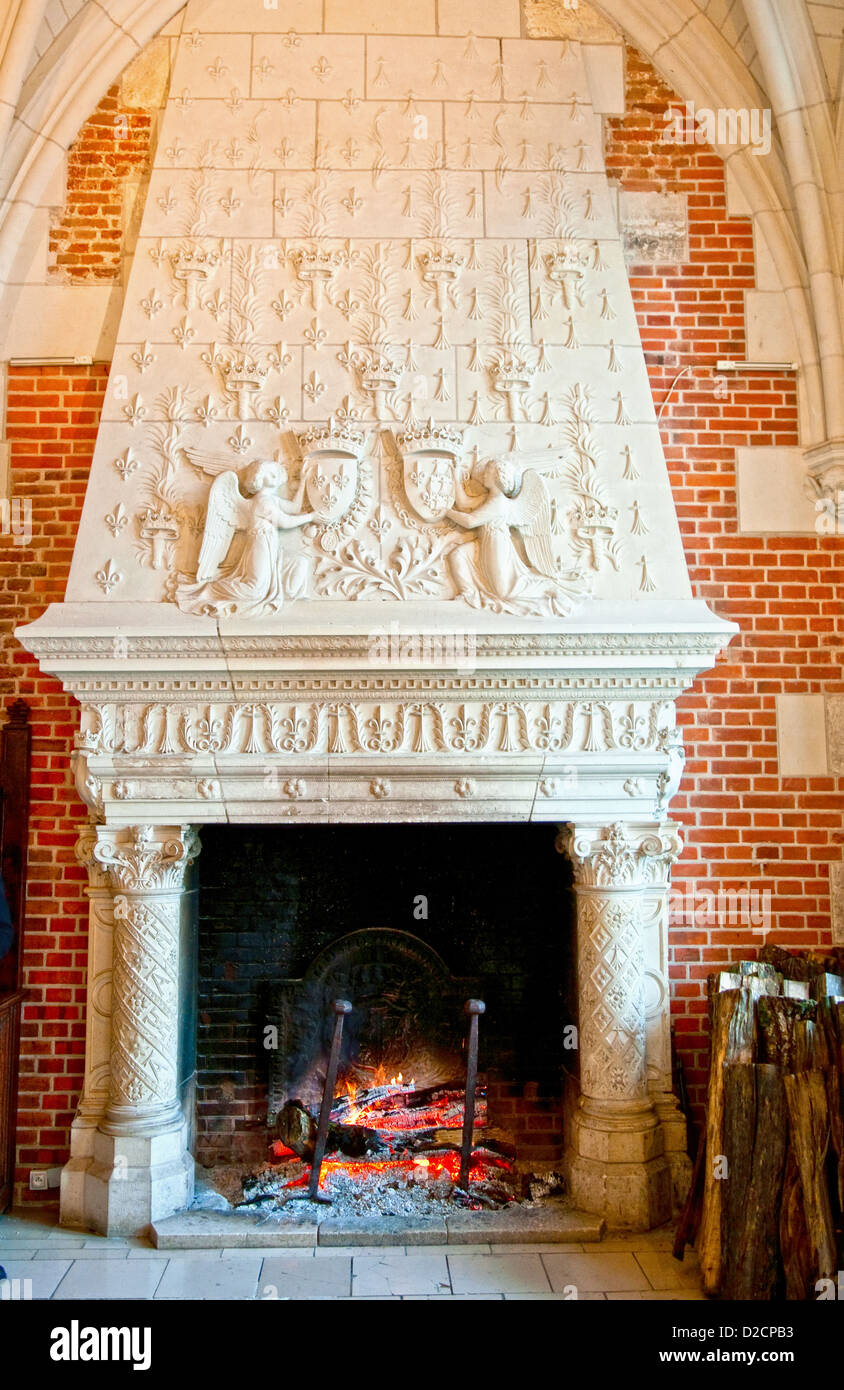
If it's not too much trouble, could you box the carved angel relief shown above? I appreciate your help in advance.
[175,457,314,617]
[446,456,584,618]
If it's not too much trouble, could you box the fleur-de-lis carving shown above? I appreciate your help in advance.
[341,138,360,166]
[224,139,245,164]
[280,89,299,109]
[123,395,146,427]
[223,88,244,113]
[368,506,392,538]
[271,292,295,321]
[195,396,219,427]
[94,559,122,595]
[104,502,128,538]
[253,56,274,81]
[172,317,195,350]
[342,188,364,217]
[165,140,186,164]
[219,190,241,217]
[303,317,326,351]
[282,30,302,47]
[206,56,228,80]
[131,342,155,374]
[335,291,360,320]
[157,187,177,216]
[274,138,295,165]
[173,89,193,110]
[227,425,253,455]
[303,371,325,404]
[312,56,332,82]
[207,289,228,322]
[274,189,294,217]
[341,89,360,112]
[113,450,139,481]
[264,396,290,424]
[185,29,203,49]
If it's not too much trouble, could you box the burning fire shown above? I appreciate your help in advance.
[280,1149,509,1192]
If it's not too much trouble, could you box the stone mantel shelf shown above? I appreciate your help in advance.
[16,597,736,828]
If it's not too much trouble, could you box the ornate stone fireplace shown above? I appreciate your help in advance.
[15,4,735,1234]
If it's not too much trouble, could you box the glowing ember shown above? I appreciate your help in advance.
[280,1149,510,1192]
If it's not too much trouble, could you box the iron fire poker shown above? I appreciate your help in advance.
[294,998,352,1205]
[457,999,485,1192]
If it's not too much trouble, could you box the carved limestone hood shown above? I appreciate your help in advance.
[15,22,737,827]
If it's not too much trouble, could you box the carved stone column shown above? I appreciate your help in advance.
[558,821,682,1230]
[69,824,200,1235]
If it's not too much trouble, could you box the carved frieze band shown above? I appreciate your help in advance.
[77,699,678,758]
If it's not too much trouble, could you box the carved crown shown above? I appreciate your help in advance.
[397,417,464,457]
[419,247,465,279]
[297,415,366,456]
[168,246,219,276]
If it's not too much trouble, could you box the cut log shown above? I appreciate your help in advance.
[783,1070,837,1286]
[698,985,756,1296]
[721,1064,787,1300]
[780,1147,813,1301]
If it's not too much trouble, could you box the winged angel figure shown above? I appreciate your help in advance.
[175,453,316,617]
[446,455,583,618]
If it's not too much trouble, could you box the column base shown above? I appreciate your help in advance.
[566,1097,672,1230]
[567,1152,672,1231]
[60,1118,194,1237]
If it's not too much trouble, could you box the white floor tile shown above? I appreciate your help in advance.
[154,1256,263,1300]
[53,1260,166,1300]
[353,1254,451,1297]
[448,1253,552,1295]
[542,1252,651,1293]
[2,1260,72,1299]
[260,1255,350,1298]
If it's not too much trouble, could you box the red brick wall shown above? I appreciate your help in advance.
[49,86,154,282]
[4,47,843,1200]
[605,50,843,1114]
[2,365,108,1200]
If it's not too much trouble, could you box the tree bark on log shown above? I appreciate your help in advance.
[783,1070,837,1287]
[698,986,756,1296]
[721,1064,787,1300]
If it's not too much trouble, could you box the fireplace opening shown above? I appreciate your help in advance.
[195,823,574,1214]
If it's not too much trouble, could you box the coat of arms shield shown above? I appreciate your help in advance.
[303,448,359,523]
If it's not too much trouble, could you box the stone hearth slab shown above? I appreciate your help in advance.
[152,1204,602,1249]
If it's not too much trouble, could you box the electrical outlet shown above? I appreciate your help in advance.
[28,1170,48,1190]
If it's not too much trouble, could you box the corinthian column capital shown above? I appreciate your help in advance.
[557,820,682,890]
[92,824,201,894]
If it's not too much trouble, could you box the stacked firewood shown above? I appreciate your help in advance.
[677,945,844,1300]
